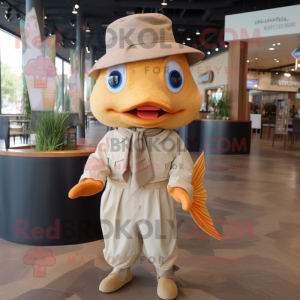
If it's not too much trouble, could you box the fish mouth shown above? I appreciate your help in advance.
[108,104,185,127]
[125,105,168,120]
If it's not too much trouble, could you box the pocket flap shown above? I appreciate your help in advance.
[156,153,174,164]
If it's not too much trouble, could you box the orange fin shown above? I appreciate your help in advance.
[190,152,223,241]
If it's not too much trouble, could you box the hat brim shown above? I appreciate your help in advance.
[88,42,205,79]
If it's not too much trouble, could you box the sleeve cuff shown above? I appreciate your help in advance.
[79,171,106,185]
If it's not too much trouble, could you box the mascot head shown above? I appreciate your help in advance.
[89,13,204,129]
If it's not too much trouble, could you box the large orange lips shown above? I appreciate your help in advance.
[127,105,167,120]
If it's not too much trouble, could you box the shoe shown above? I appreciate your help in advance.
[99,270,132,293]
[157,277,178,300]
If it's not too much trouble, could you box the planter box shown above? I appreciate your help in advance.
[0,148,103,246]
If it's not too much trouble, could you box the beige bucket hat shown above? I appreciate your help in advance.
[89,13,205,79]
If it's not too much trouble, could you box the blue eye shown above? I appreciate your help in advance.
[105,64,127,93]
[108,71,122,88]
[169,70,182,88]
[165,60,184,93]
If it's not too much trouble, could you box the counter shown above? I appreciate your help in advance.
[0,148,103,246]
[179,119,251,155]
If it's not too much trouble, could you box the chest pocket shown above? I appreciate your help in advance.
[154,153,174,178]
[107,152,126,176]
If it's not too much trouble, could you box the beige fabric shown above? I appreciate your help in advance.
[110,267,130,282]
[79,129,194,200]
[117,127,163,195]
[101,178,178,270]
[107,177,168,190]
[156,265,180,280]
[79,129,194,271]
[89,13,204,79]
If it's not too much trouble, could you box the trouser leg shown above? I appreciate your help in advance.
[140,189,178,272]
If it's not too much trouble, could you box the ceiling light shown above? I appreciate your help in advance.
[16,12,21,20]
[182,40,185,45]
[276,72,278,74]
[5,13,11,20]
[72,6,78,14]
[186,36,191,40]
[215,47,219,51]
[5,7,12,13]
[247,60,249,62]
[86,23,90,32]
[272,44,275,46]
[255,57,258,60]
[274,59,277,60]
[277,43,280,45]
[276,60,279,62]
[196,29,200,35]
[44,15,47,19]
[75,1,79,9]
[71,39,76,45]
[207,51,211,55]
[292,69,295,71]
[269,48,274,50]
[161,0,168,5]
[284,72,291,77]
[69,21,75,27]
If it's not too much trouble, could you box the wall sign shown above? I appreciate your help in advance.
[246,79,259,89]
[225,5,300,41]
[271,72,300,87]
[198,71,214,84]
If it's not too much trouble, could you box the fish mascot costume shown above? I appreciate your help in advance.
[69,13,222,300]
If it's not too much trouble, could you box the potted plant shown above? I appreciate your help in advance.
[263,102,277,115]
[0,78,102,247]
[211,90,230,120]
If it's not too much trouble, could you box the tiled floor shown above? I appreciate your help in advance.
[1,124,300,300]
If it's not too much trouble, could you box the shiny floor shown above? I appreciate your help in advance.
[1,123,300,300]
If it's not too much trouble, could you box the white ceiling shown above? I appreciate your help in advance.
[247,33,300,72]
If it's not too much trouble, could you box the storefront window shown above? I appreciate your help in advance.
[63,61,71,111]
[55,57,63,111]
[0,29,23,114]
[84,62,90,111]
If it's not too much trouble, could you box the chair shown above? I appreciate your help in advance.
[9,125,23,144]
[0,116,23,147]
[291,118,300,148]
[250,114,261,138]
[261,116,276,139]
[68,126,77,145]
[87,113,96,128]
[0,116,9,148]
